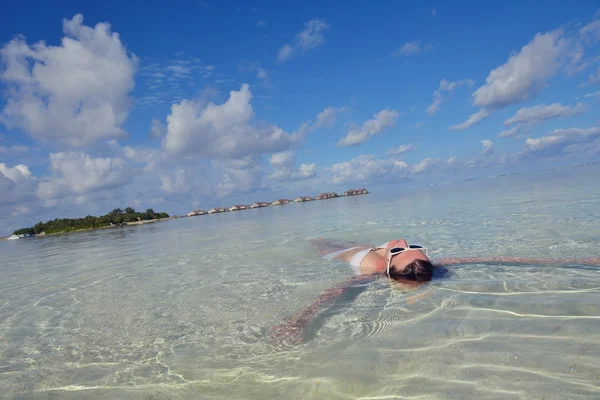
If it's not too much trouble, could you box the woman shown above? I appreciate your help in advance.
[272,238,600,345]
[315,238,435,281]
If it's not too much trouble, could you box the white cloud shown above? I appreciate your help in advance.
[388,144,414,155]
[0,162,35,206]
[270,151,295,167]
[504,102,587,125]
[481,139,494,155]
[0,14,138,147]
[521,126,600,158]
[162,84,299,158]
[0,163,31,182]
[328,155,410,184]
[411,157,440,174]
[268,151,316,181]
[524,135,565,152]
[498,126,521,138]
[150,118,166,139]
[427,78,474,115]
[337,108,399,146]
[37,152,130,200]
[314,106,344,128]
[393,41,422,56]
[270,163,317,182]
[213,158,266,197]
[472,30,568,109]
[277,18,329,62]
[255,20,266,28]
[584,91,600,98]
[449,109,491,131]
[159,168,191,194]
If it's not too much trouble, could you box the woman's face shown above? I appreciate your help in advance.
[386,239,430,273]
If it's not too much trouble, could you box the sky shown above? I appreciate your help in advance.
[1,0,599,234]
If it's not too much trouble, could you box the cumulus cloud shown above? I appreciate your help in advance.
[270,163,316,182]
[481,139,494,155]
[268,151,316,181]
[162,84,299,158]
[0,163,31,183]
[328,155,410,184]
[337,109,399,146]
[0,162,35,206]
[388,144,414,155]
[277,18,329,62]
[411,157,440,174]
[270,151,295,167]
[472,30,568,109]
[314,106,344,128]
[427,78,474,115]
[0,14,138,147]
[213,157,266,197]
[149,118,166,139]
[504,102,587,125]
[37,152,130,200]
[449,109,491,131]
[498,126,521,138]
[521,126,600,158]
[159,168,191,194]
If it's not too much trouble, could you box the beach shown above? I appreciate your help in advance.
[1,165,599,399]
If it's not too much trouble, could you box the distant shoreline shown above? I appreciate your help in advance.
[1,217,174,241]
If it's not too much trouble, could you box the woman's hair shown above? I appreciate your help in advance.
[389,259,435,282]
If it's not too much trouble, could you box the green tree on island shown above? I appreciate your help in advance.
[12,207,170,236]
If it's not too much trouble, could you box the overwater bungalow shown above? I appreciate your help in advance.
[294,196,314,203]
[344,188,369,196]
[315,192,338,200]
[272,199,290,206]
[186,209,207,217]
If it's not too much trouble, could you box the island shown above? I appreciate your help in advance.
[11,208,170,237]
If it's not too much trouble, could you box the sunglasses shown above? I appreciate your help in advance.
[386,245,429,276]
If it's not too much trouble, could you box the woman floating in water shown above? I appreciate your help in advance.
[272,238,600,345]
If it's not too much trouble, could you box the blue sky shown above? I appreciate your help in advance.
[1,1,599,234]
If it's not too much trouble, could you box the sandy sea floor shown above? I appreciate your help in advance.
[1,166,599,399]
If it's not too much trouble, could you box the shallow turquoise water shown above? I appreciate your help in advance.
[1,166,600,399]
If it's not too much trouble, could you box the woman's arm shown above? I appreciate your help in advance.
[271,274,376,345]
[435,256,600,266]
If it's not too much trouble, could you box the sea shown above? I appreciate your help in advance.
[1,165,600,400]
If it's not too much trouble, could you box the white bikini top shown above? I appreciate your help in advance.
[348,242,390,273]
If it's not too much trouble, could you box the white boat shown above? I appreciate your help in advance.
[7,234,20,240]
